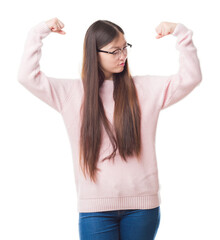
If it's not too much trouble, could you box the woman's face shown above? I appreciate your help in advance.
[98,32,128,80]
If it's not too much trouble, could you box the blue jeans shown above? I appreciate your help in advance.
[78,206,160,240]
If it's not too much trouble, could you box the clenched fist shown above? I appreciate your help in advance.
[45,17,66,35]
[155,21,177,39]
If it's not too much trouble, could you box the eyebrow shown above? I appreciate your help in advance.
[109,41,127,50]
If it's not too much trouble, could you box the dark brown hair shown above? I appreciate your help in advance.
[79,20,142,183]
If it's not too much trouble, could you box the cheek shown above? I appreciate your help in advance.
[109,58,118,66]
[104,59,115,68]
[99,55,117,69]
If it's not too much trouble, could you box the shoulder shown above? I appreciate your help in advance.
[133,74,168,90]
[132,74,169,104]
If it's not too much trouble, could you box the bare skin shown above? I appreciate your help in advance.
[44,18,178,80]
[155,21,178,39]
[45,17,66,34]
[44,17,177,39]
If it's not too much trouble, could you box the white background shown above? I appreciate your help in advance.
[1,0,219,239]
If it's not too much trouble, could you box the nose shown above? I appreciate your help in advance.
[119,51,127,60]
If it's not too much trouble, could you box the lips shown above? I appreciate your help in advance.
[120,62,125,65]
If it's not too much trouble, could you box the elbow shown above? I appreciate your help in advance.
[193,76,202,89]
[17,76,26,85]
[17,69,24,83]
[17,67,28,84]
[196,73,202,85]
[17,70,28,84]
[193,76,202,88]
[17,77,23,83]
[197,67,203,84]
[193,69,202,87]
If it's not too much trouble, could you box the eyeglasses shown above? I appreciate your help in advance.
[97,43,132,59]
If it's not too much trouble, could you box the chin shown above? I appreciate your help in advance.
[118,68,125,72]
[116,67,125,72]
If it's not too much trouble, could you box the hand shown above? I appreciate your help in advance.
[155,21,177,39]
[45,17,66,35]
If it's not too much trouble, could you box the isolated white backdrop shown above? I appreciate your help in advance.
[0,0,219,239]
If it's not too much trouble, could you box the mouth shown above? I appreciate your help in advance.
[119,62,125,66]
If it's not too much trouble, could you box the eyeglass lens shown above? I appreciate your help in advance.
[115,45,131,59]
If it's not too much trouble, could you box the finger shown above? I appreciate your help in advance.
[51,25,58,32]
[57,29,66,34]
[58,20,65,28]
[56,21,62,29]
[52,23,59,31]
[155,34,162,39]
[56,21,65,34]
[164,28,171,35]
[161,27,165,36]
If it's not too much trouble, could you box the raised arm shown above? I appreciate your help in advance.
[17,19,74,113]
[159,23,202,110]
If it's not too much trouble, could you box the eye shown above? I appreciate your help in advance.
[113,50,120,55]
[112,44,128,55]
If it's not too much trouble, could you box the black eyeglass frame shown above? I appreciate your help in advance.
[97,43,132,55]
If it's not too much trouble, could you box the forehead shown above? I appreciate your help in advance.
[108,33,127,50]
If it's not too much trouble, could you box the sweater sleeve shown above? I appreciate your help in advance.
[17,21,74,113]
[160,23,202,110]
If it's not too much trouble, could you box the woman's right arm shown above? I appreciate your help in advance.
[17,19,74,113]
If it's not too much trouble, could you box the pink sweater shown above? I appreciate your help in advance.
[17,21,202,212]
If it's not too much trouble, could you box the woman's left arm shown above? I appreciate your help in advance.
[155,22,202,110]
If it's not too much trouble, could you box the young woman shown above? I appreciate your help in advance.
[17,17,202,240]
